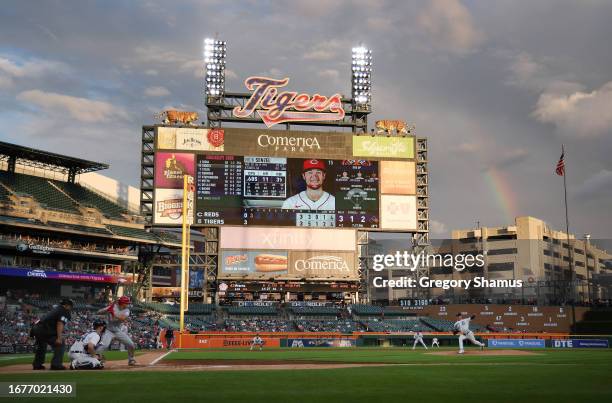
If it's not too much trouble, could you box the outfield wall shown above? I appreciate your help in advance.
[403,304,589,333]
[173,331,591,349]
[176,332,358,349]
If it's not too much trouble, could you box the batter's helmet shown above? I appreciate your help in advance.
[117,296,131,305]
[93,319,106,329]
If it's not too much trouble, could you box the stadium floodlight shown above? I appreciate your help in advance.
[351,46,372,107]
[204,38,226,98]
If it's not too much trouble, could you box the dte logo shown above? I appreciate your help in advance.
[554,340,573,348]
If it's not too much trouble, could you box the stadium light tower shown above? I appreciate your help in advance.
[351,46,372,112]
[204,38,226,99]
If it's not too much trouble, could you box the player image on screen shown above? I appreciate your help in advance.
[281,159,335,210]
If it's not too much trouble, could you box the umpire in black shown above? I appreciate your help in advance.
[165,327,174,350]
[30,298,73,370]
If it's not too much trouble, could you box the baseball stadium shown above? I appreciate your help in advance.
[1,32,612,403]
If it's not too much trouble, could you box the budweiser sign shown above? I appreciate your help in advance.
[233,77,345,127]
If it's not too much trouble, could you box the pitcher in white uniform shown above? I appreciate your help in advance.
[95,296,137,365]
[453,313,485,354]
[68,320,105,370]
[281,159,335,210]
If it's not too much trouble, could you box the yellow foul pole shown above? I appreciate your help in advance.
[179,174,194,342]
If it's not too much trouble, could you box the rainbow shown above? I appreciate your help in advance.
[483,168,517,224]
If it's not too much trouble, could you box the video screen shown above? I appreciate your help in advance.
[194,156,379,228]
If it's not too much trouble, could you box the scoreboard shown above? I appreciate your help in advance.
[194,156,379,228]
[152,127,418,231]
[243,157,286,198]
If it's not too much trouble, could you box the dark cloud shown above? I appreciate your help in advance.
[0,0,611,237]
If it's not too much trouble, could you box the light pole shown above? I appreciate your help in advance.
[584,234,591,304]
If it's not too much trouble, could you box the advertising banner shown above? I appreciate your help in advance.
[287,338,356,348]
[220,250,289,279]
[487,339,545,348]
[353,136,414,159]
[215,128,352,160]
[178,335,281,349]
[0,267,124,283]
[380,195,417,230]
[380,161,416,195]
[154,188,185,225]
[572,339,609,348]
[288,251,357,280]
[156,127,225,152]
[154,152,195,189]
[553,339,609,348]
[220,227,356,251]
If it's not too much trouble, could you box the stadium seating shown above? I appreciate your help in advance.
[186,303,214,315]
[226,306,278,316]
[362,319,431,332]
[0,215,42,226]
[46,221,114,235]
[164,315,219,331]
[53,181,128,219]
[134,302,214,316]
[107,225,160,242]
[23,297,97,311]
[154,231,181,244]
[224,319,292,332]
[0,171,79,213]
[382,307,418,317]
[350,304,383,315]
[420,317,457,332]
[136,301,180,315]
[288,305,340,316]
[295,319,361,333]
[0,183,10,202]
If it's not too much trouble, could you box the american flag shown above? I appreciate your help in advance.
[555,150,565,176]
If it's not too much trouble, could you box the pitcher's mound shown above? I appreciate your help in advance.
[426,349,541,356]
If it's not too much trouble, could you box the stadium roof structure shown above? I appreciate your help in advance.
[0,141,108,182]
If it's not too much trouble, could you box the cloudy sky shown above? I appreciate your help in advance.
[1,0,611,239]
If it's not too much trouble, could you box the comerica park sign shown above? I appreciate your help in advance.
[233,77,345,128]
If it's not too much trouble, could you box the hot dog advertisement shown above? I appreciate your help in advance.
[220,250,289,278]
[219,250,358,280]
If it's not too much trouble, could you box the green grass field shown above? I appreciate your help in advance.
[0,348,610,403]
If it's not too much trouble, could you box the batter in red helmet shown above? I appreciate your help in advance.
[281,159,335,210]
[95,296,137,366]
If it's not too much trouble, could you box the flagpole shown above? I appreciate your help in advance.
[561,144,576,329]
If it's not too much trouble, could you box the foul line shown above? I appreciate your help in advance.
[149,350,175,367]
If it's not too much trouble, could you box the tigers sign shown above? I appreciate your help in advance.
[232,76,345,127]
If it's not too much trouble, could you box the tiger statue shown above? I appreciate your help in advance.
[154,110,199,125]
[375,120,410,135]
